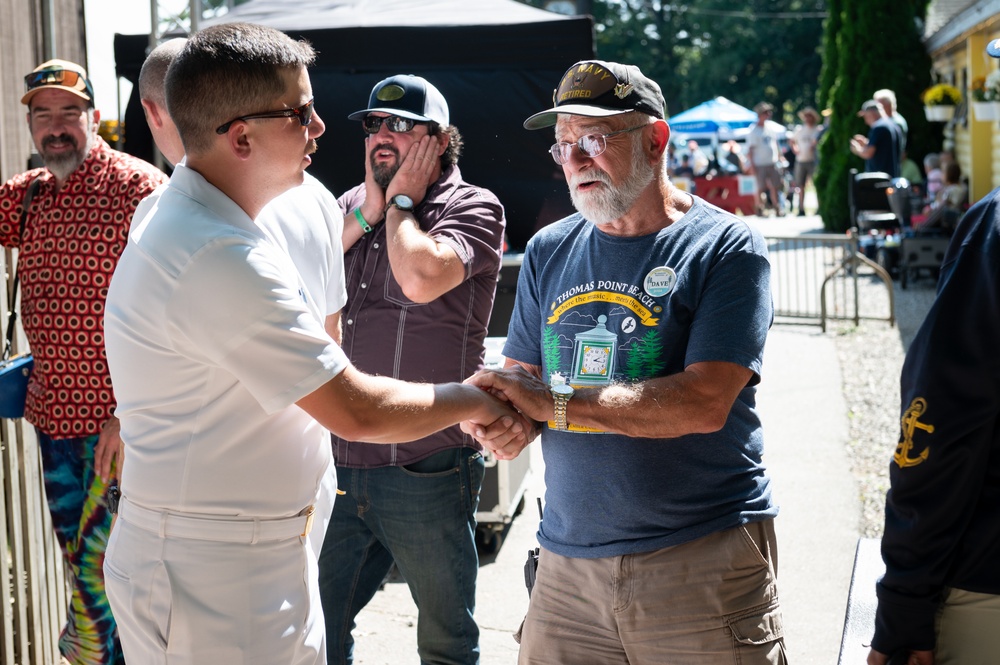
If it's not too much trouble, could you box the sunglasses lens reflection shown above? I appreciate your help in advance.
[25,69,82,91]
[362,115,416,134]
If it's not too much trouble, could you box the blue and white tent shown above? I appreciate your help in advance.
[667,96,759,135]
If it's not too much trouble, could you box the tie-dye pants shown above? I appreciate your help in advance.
[37,430,123,665]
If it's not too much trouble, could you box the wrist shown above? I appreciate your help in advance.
[353,208,372,233]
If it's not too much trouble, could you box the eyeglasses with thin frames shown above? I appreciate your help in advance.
[362,114,427,135]
[549,124,647,165]
[215,98,315,135]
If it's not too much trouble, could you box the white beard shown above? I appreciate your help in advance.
[568,137,654,225]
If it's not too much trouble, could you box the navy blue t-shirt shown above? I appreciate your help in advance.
[866,118,901,177]
[504,197,777,558]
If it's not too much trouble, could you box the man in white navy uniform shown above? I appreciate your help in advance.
[103,24,525,665]
[135,36,349,558]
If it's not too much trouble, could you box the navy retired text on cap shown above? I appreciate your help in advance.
[523,60,666,130]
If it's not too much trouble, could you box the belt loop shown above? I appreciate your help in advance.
[251,517,261,545]
[159,513,167,538]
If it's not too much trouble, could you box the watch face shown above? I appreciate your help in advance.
[392,194,414,210]
[552,383,574,396]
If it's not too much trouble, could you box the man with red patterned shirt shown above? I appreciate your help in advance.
[0,59,166,665]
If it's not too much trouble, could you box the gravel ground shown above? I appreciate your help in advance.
[828,270,937,537]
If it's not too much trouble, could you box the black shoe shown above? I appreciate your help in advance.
[797,209,806,216]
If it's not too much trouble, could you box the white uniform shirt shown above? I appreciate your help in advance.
[106,164,349,518]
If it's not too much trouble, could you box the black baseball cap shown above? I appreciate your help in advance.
[348,74,449,125]
[523,60,665,130]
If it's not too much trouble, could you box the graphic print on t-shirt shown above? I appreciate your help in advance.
[542,272,673,432]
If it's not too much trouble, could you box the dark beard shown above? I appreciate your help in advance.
[370,146,400,189]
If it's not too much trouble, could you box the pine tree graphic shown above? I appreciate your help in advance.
[622,329,665,380]
[542,326,563,376]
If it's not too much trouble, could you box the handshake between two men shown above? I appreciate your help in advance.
[463,365,555,461]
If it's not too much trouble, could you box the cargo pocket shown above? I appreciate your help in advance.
[726,603,786,663]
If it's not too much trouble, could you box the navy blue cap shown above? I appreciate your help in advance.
[348,75,449,125]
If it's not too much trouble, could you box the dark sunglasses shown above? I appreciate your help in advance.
[215,98,315,135]
[362,115,426,135]
[24,67,94,100]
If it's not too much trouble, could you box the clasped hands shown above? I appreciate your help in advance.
[462,366,551,460]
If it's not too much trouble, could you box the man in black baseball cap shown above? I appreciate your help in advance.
[319,73,506,665]
[347,73,449,126]
[467,59,786,662]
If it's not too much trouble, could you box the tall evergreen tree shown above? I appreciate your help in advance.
[816,0,932,231]
[521,0,825,119]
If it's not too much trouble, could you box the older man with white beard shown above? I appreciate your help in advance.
[0,58,166,665]
[464,60,787,664]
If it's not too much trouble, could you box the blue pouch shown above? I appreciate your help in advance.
[0,354,33,419]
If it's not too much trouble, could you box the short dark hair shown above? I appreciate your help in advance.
[166,23,315,155]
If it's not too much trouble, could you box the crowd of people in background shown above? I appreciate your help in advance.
[662,86,968,228]
[665,101,829,216]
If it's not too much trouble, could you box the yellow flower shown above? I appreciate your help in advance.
[922,83,962,106]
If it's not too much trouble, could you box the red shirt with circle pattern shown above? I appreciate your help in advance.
[0,136,167,438]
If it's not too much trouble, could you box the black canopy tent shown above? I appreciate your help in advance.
[113,0,594,250]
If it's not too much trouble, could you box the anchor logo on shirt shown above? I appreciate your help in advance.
[894,397,933,468]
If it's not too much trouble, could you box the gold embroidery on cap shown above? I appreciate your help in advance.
[614,83,633,99]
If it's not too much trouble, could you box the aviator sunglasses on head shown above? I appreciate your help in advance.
[549,124,646,165]
[24,67,95,100]
[215,98,315,135]
[362,114,428,134]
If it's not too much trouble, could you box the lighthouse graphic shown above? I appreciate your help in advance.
[570,315,617,385]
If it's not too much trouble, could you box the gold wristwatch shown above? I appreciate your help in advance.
[550,378,575,431]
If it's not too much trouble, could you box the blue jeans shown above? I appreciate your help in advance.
[319,447,485,665]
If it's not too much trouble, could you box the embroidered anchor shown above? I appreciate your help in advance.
[894,397,933,468]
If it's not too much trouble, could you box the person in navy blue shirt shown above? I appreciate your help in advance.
[851,99,902,176]
[867,42,1000,665]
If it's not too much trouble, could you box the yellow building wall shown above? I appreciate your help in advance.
[929,21,1000,202]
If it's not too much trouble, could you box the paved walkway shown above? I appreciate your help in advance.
[348,215,862,664]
